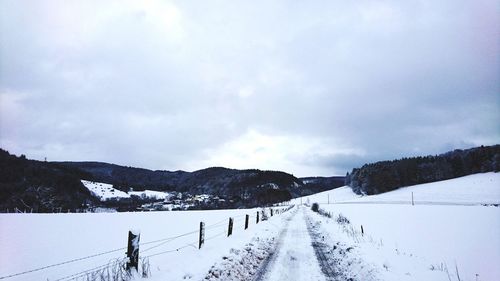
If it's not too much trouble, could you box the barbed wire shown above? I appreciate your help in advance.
[0,247,127,280]
[140,229,199,249]
[205,230,227,241]
[143,242,198,259]
[52,260,123,281]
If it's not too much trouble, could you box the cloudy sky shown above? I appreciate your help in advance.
[0,0,498,176]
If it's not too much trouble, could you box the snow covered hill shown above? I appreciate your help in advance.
[81,180,130,200]
[300,172,500,205]
[81,180,170,201]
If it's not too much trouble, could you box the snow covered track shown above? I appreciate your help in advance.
[256,206,329,281]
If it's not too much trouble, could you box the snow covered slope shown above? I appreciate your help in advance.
[300,172,500,205]
[81,180,130,200]
[81,180,170,201]
[356,172,500,205]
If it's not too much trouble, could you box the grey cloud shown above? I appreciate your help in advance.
[0,0,498,175]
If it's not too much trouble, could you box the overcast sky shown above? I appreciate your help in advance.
[0,0,498,176]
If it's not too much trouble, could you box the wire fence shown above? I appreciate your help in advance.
[0,205,295,281]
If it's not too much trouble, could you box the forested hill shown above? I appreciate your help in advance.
[58,161,186,191]
[59,162,346,205]
[0,149,94,212]
[59,162,305,198]
[345,145,500,195]
[1,150,345,210]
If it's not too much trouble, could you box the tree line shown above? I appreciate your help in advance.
[345,145,500,195]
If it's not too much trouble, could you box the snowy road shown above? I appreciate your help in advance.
[256,206,328,281]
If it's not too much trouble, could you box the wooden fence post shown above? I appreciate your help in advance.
[361,225,364,236]
[411,192,414,206]
[199,222,205,249]
[227,217,234,237]
[256,211,259,224]
[245,214,249,230]
[126,230,140,272]
[270,209,273,217]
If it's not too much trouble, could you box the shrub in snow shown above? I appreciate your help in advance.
[311,202,319,212]
[336,213,350,225]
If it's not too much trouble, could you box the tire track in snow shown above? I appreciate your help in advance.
[305,211,343,281]
[255,207,327,281]
[252,210,294,281]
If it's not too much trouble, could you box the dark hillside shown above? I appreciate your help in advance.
[59,162,304,207]
[0,149,95,212]
[59,161,186,191]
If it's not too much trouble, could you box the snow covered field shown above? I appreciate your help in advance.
[1,173,498,281]
[298,172,500,281]
[0,207,292,281]
[314,203,500,281]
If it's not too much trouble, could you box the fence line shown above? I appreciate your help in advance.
[0,206,295,280]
